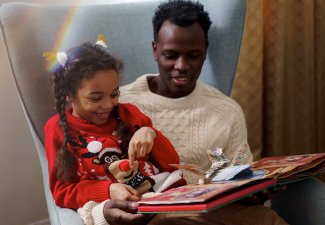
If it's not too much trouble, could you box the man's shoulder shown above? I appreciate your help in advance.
[120,74,154,102]
[121,74,152,90]
[199,81,243,114]
[199,81,235,103]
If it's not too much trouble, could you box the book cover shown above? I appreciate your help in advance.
[138,179,275,213]
[138,153,325,214]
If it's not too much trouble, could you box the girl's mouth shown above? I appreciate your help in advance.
[96,112,109,120]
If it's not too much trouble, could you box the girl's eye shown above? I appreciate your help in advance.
[112,90,120,98]
[89,97,102,102]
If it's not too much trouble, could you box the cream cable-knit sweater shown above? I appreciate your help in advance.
[77,74,253,225]
[119,74,253,183]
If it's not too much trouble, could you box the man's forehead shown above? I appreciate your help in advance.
[157,21,205,44]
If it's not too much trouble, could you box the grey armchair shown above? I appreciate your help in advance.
[0,0,245,224]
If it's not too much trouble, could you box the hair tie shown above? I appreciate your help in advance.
[96,34,108,48]
[43,51,68,68]
[43,34,108,69]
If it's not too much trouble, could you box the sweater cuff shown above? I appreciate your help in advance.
[91,181,113,202]
[151,128,164,148]
[77,200,109,225]
[91,200,110,225]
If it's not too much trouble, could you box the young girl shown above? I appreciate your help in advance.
[44,38,185,209]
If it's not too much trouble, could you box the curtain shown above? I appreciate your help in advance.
[231,0,325,159]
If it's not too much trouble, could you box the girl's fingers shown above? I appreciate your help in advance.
[128,146,135,167]
[140,145,146,158]
[126,185,140,196]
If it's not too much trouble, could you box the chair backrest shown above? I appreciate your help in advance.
[0,1,245,224]
[0,0,245,143]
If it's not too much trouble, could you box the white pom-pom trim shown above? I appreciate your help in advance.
[87,141,102,153]
[56,51,68,67]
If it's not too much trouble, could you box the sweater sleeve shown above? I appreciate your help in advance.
[77,200,109,225]
[226,104,253,165]
[44,118,113,209]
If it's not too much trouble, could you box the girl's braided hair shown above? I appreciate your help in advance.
[50,42,131,181]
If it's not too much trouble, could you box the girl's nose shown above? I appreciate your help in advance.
[102,99,114,110]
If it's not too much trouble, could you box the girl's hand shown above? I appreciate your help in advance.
[109,183,140,201]
[128,127,157,167]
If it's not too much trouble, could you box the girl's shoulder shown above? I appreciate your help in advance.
[118,103,142,114]
[44,114,63,140]
[44,114,60,130]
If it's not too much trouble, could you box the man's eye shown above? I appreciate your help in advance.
[189,54,200,59]
[164,53,177,59]
[189,52,202,59]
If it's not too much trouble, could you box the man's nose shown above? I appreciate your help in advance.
[174,56,189,71]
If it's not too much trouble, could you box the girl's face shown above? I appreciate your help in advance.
[69,69,120,125]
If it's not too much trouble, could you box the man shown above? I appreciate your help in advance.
[78,1,288,224]
[120,0,252,184]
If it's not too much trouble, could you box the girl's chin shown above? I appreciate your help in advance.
[91,118,108,125]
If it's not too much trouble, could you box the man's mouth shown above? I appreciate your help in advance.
[171,76,189,86]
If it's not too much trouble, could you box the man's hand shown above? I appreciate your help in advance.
[103,200,154,225]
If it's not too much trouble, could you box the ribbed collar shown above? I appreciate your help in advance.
[134,74,204,109]
[66,108,116,136]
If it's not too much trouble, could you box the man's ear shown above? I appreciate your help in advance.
[152,40,158,61]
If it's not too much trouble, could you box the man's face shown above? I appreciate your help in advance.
[152,20,207,98]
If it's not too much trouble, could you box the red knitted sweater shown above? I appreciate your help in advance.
[44,103,180,209]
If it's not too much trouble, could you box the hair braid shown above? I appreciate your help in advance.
[52,71,77,181]
[113,105,132,152]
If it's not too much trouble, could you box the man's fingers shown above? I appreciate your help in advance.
[106,199,139,213]
[115,209,153,225]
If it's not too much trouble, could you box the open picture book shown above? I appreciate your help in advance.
[251,153,325,183]
[138,153,325,214]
